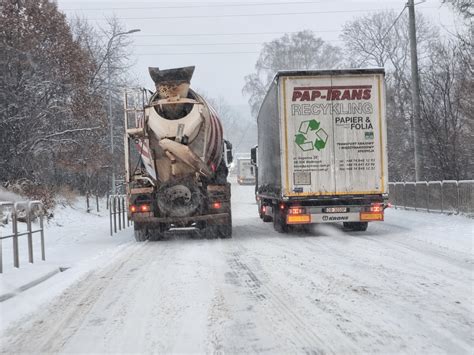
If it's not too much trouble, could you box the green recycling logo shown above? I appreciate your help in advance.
[294,119,328,151]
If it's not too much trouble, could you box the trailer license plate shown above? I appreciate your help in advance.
[324,207,348,213]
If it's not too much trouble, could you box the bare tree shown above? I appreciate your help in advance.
[341,10,437,181]
[341,9,472,181]
[243,30,343,117]
[420,39,473,180]
[0,1,135,198]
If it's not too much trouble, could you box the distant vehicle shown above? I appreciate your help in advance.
[250,145,258,195]
[124,66,233,241]
[254,68,389,232]
[237,158,256,185]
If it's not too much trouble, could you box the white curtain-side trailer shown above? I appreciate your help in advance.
[255,68,389,232]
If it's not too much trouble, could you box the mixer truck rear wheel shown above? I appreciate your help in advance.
[148,223,167,241]
[218,217,232,239]
[133,223,148,242]
[205,226,220,239]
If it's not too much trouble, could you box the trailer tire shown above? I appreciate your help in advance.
[262,215,272,222]
[273,209,288,233]
[134,223,148,242]
[344,222,368,231]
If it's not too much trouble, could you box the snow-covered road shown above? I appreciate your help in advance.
[1,184,473,353]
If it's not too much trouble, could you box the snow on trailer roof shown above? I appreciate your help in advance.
[274,67,385,80]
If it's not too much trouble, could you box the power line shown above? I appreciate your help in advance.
[134,51,260,55]
[134,29,341,37]
[132,40,343,47]
[83,7,436,21]
[358,5,408,66]
[62,1,325,11]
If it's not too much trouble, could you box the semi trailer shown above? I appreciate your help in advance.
[253,68,389,232]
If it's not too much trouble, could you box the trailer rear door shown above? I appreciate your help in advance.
[279,72,387,197]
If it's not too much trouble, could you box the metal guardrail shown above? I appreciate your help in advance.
[109,195,131,236]
[0,200,45,273]
[388,180,474,215]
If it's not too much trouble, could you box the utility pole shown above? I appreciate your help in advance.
[407,0,423,181]
[107,29,140,195]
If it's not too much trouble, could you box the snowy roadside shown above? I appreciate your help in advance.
[0,197,133,330]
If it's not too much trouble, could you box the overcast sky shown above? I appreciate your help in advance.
[57,0,458,117]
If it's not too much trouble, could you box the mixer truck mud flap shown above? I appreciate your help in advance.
[132,212,231,239]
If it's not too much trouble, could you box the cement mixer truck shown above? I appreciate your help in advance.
[123,66,233,241]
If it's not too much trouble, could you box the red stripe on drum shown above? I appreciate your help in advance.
[136,140,151,159]
[207,113,220,166]
[207,112,216,165]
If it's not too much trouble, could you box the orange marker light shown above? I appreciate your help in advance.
[287,214,311,224]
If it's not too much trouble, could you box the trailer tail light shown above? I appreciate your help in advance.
[130,205,137,213]
[279,203,285,210]
[370,203,383,212]
[287,214,311,224]
[140,204,150,212]
[361,203,384,221]
[289,207,305,215]
[211,201,222,209]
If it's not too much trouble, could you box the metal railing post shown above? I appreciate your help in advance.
[109,196,113,236]
[40,210,45,261]
[12,205,19,268]
[113,197,117,233]
[116,196,122,231]
[441,181,444,213]
[26,203,34,263]
[122,196,127,229]
[456,181,460,214]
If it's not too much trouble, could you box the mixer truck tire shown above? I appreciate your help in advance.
[205,226,220,239]
[148,223,167,241]
[134,223,148,242]
[218,215,232,239]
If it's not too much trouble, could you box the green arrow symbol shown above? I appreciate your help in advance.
[308,119,320,131]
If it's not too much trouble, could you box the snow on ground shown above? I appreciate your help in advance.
[0,184,473,354]
[0,197,132,328]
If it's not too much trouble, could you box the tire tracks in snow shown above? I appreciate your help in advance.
[224,233,341,354]
[261,232,473,353]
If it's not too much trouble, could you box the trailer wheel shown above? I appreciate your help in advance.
[344,222,368,231]
[273,209,288,233]
[133,223,148,242]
